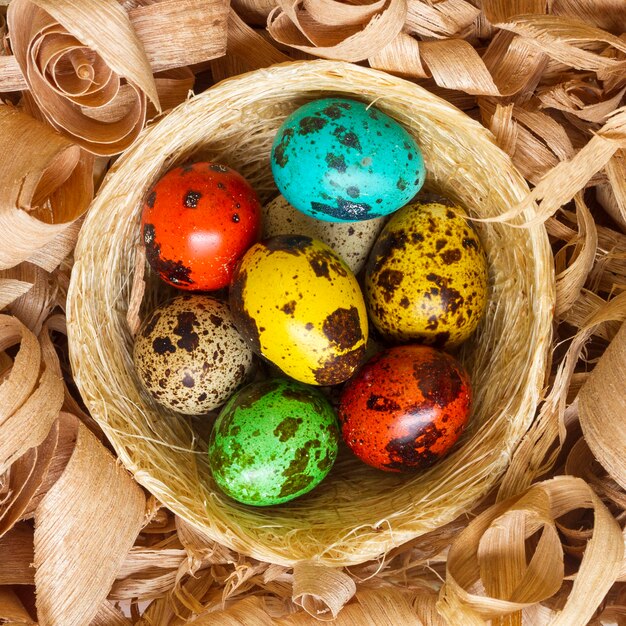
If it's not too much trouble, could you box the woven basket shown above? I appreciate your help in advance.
[67,60,554,567]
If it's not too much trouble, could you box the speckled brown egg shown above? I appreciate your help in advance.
[133,295,253,414]
[263,195,386,274]
[365,199,488,347]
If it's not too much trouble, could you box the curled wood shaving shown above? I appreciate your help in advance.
[404,0,480,39]
[579,321,626,490]
[499,290,626,499]
[0,263,57,334]
[439,476,624,625]
[267,0,407,62]
[3,0,228,155]
[553,195,598,317]
[7,0,156,155]
[0,105,93,272]
[0,314,63,475]
[34,412,145,626]
[292,561,356,620]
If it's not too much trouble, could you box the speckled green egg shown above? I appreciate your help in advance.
[229,234,368,386]
[208,378,339,506]
[365,198,488,347]
[271,98,425,222]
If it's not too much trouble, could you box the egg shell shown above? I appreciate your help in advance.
[263,194,386,274]
[133,295,253,414]
[270,98,425,222]
[365,200,488,347]
[208,378,339,506]
[339,345,472,472]
[229,235,369,386]
[142,162,261,291]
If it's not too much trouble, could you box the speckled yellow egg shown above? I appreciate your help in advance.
[263,195,386,274]
[230,235,369,385]
[133,295,254,414]
[365,199,488,347]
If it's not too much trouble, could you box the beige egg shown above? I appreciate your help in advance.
[133,295,253,414]
[263,195,386,274]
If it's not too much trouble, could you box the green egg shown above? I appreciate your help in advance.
[208,378,339,506]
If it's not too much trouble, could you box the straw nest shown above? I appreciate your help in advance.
[67,60,554,567]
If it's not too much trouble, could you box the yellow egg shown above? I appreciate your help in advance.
[365,200,488,347]
[230,235,368,385]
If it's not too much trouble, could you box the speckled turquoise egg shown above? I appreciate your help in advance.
[270,98,425,222]
[208,378,339,506]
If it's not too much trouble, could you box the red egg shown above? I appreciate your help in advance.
[339,345,471,472]
[141,162,261,291]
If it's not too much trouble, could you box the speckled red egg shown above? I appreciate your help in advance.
[339,345,471,472]
[142,162,261,291]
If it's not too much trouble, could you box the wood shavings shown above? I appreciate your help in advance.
[267,0,407,62]
[0,105,93,272]
[1,0,229,155]
[34,412,146,626]
[579,322,626,490]
[1,1,626,624]
[440,476,624,625]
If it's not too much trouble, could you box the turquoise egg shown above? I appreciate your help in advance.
[208,379,339,506]
[270,97,425,223]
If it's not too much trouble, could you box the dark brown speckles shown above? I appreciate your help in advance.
[209,164,229,173]
[143,223,193,286]
[273,417,303,442]
[346,186,360,198]
[230,269,262,354]
[376,269,404,303]
[146,191,156,208]
[278,441,315,498]
[332,125,362,151]
[325,153,347,172]
[322,307,363,350]
[183,190,201,208]
[314,345,365,385]
[441,249,462,265]
[426,315,439,330]
[426,273,464,314]
[173,311,200,352]
[400,296,410,309]
[435,239,447,252]
[197,392,207,402]
[273,128,293,168]
[209,313,223,327]
[182,373,195,388]
[299,116,327,135]
[232,213,240,223]
[413,353,463,406]
[385,422,445,470]
[152,336,175,355]
[311,199,373,220]
[367,394,400,412]
[462,237,479,250]
[396,178,408,192]
[281,300,297,315]
[323,104,343,119]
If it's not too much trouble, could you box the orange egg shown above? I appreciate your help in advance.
[339,345,471,472]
